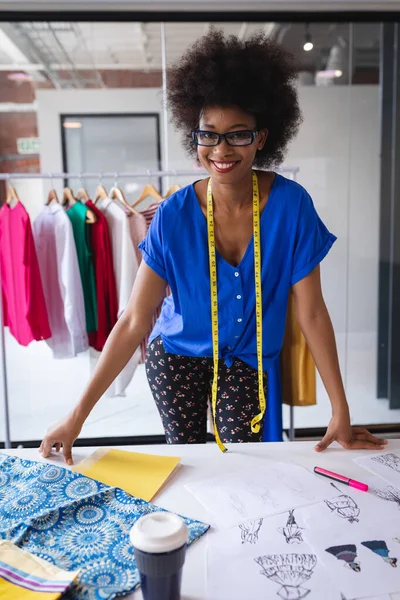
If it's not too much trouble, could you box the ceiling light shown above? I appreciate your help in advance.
[303,24,313,52]
[316,69,343,79]
[7,72,33,82]
[63,122,83,129]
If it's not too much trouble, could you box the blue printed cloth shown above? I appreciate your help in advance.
[0,454,209,599]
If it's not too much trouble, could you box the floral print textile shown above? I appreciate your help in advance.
[0,454,209,599]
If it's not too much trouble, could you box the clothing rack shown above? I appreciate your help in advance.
[0,166,299,449]
[0,166,299,181]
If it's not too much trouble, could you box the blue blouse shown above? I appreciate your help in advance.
[138,173,336,372]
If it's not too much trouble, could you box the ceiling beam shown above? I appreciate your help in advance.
[0,26,46,82]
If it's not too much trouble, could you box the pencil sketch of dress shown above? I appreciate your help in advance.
[278,510,304,544]
[372,453,400,473]
[370,484,400,509]
[325,483,360,523]
[239,518,263,544]
[361,540,398,567]
[255,553,317,600]
[275,472,315,502]
[244,479,280,508]
[227,491,247,518]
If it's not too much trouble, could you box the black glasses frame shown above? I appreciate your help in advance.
[192,129,259,147]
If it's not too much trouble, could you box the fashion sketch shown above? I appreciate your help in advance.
[370,483,400,509]
[244,479,280,508]
[239,518,263,544]
[372,453,400,473]
[324,483,360,524]
[255,553,317,600]
[325,544,361,572]
[278,510,304,544]
[361,540,397,567]
[228,491,247,518]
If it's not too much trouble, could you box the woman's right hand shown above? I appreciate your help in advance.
[39,414,83,465]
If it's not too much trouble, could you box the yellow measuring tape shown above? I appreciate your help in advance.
[207,170,267,453]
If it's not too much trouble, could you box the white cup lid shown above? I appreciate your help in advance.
[130,512,188,554]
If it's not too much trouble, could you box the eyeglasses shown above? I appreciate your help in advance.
[192,129,259,147]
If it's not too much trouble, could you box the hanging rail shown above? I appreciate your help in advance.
[0,166,299,181]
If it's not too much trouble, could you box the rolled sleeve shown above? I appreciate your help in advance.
[291,191,337,286]
[138,206,167,281]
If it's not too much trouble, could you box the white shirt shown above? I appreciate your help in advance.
[33,204,88,359]
[96,198,141,396]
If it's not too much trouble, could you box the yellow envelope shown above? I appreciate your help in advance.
[73,449,181,501]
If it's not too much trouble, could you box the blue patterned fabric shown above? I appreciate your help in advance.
[0,454,209,599]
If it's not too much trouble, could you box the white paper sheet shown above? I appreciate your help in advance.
[301,475,400,534]
[303,515,400,598]
[186,462,332,528]
[207,510,343,600]
[355,452,400,488]
[343,596,391,600]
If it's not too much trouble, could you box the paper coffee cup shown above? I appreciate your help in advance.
[130,512,188,600]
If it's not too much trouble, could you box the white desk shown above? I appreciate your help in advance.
[3,440,400,600]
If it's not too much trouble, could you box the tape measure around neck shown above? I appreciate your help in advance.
[207,170,266,453]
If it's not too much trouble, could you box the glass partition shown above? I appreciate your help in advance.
[0,18,395,446]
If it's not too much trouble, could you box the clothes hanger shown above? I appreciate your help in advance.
[110,185,138,215]
[93,173,108,204]
[46,189,59,205]
[6,182,20,207]
[131,173,162,209]
[62,184,96,224]
[62,187,76,207]
[93,183,108,204]
[45,174,59,206]
[76,188,90,202]
[109,174,138,215]
[76,173,90,203]
[163,184,181,198]
[94,185,108,203]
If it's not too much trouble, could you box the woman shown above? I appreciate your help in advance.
[40,29,386,463]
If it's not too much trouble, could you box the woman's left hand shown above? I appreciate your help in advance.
[315,415,388,452]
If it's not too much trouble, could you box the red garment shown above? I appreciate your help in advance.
[0,202,51,346]
[86,200,118,351]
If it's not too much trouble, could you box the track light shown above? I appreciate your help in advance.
[303,24,313,52]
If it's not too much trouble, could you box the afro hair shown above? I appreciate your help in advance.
[166,28,302,169]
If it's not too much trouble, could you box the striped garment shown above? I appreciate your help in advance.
[0,540,78,599]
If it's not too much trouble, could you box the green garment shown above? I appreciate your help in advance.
[66,202,97,333]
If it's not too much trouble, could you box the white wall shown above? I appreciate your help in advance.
[1,84,382,442]
[36,88,198,199]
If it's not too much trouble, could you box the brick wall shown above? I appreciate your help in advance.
[0,69,163,200]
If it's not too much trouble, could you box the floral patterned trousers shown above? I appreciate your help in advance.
[145,336,267,444]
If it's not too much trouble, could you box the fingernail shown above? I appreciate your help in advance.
[67,459,73,466]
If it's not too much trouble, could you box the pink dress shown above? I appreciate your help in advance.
[0,202,51,346]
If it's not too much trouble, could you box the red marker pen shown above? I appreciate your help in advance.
[314,466,369,492]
